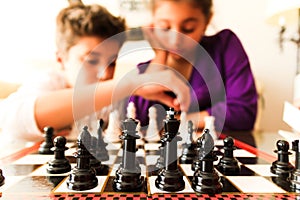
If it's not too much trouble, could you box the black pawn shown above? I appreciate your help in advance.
[0,169,5,187]
[47,136,71,174]
[155,139,165,170]
[147,136,165,176]
[90,136,109,175]
[155,108,185,192]
[39,126,54,154]
[192,129,222,194]
[67,126,98,191]
[216,136,240,175]
[96,119,109,161]
[179,120,197,164]
[113,118,144,192]
[270,140,294,179]
[290,140,300,192]
[192,134,208,171]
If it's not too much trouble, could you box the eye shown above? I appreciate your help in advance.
[87,59,100,66]
[180,20,197,34]
[181,27,195,34]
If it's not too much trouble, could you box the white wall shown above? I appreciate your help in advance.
[209,0,296,131]
[0,0,296,132]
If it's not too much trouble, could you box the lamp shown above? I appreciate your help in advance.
[118,0,152,40]
[266,0,300,74]
[266,0,300,102]
[119,0,152,28]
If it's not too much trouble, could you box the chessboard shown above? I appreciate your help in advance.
[0,114,299,199]
[0,138,299,199]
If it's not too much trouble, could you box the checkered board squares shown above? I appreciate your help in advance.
[245,164,277,177]
[29,163,76,176]
[226,176,286,193]
[0,138,297,198]
[220,149,256,158]
[53,176,107,193]
[144,143,161,151]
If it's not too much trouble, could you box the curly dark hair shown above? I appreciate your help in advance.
[56,3,126,54]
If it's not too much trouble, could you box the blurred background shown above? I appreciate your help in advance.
[0,0,296,132]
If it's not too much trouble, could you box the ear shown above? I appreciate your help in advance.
[56,51,65,70]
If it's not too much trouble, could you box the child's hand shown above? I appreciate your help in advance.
[134,70,190,112]
[135,26,190,111]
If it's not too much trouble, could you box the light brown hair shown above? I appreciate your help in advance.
[56,3,126,55]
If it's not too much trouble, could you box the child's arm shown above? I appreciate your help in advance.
[35,69,190,132]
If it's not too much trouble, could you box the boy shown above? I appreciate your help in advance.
[0,2,191,150]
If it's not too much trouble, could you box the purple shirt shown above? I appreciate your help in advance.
[129,29,258,132]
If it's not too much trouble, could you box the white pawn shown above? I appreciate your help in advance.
[127,101,137,119]
[104,109,121,143]
[204,116,218,141]
[144,106,161,142]
[127,101,144,145]
[178,112,189,145]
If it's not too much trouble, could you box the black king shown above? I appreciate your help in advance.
[155,108,185,191]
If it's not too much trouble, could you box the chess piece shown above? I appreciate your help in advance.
[216,136,240,175]
[104,109,122,142]
[126,101,143,142]
[113,118,144,192]
[155,140,165,170]
[147,132,165,176]
[67,126,98,191]
[192,129,223,194]
[178,112,189,144]
[146,133,165,176]
[204,116,218,141]
[290,140,300,192]
[47,136,71,174]
[90,136,109,175]
[179,120,197,164]
[96,119,109,161]
[90,136,102,172]
[126,101,137,119]
[39,126,55,154]
[145,106,160,142]
[270,140,294,179]
[192,135,205,171]
[0,169,4,187]
[155,108,185,192]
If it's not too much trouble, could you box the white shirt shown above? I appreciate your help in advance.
[0,69,111,153]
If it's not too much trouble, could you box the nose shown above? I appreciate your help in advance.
[96,66,106,79]
[168,30,181,47]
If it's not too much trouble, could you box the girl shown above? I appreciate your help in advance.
[129,0,258,132]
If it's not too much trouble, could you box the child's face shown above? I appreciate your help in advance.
[153,1,209,60]
[61,36,120,86]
